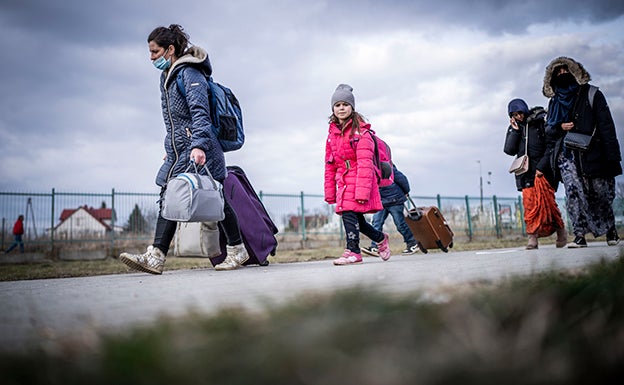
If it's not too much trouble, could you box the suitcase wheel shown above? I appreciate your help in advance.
[449,241,454,249]
[436,240,449,253]
[259,260,269,266]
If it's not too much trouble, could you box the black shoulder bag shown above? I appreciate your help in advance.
[563,85,598,151]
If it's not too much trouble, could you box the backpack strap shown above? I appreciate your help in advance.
[177,68,213,101]
[364,130,382,174]
[175,66,204,98]
[176,72,187,98]
[588,85,598,109]
[586,85,599,138]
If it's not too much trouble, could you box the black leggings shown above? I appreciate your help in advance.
[342,211,385,254]
[153,187,242,255]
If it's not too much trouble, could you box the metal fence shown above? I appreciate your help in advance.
[1,189,623,252]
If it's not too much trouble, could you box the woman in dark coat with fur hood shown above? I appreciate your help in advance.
[542,56,622,248]
[504,98,566,249]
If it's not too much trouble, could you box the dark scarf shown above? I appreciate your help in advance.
[546,83,579,128]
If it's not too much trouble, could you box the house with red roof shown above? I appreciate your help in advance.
[55,205,119,239]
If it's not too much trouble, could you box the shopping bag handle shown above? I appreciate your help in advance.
[186,160,220,190]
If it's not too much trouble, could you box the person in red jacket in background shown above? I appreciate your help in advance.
[5,215,24,254]
[324,84,391,265]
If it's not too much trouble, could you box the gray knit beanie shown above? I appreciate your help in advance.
[331,83,355,109]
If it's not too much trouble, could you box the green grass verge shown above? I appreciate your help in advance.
[1,255,623,384]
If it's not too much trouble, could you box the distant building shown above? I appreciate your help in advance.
[288,214,329,232]
[54,205,120,239]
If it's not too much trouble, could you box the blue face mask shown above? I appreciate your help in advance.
[152,54,171,70]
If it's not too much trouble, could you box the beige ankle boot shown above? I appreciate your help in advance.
[526,234,538,250]
[120,245,166,275]
[555,228,567,248]
[215,244,250,271]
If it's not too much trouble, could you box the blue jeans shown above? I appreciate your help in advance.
[5,234,24,253]
[370,204,416,248]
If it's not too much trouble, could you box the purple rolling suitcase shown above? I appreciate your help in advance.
[210,166,278,266]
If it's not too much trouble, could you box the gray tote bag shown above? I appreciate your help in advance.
[162,162,225,222]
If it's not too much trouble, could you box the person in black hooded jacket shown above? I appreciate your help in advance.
[542,56,622,248]
[504,98,566,249]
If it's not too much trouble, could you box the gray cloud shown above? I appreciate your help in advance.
[336,0,624,34]
[0,0,622,198]
[1,0,151,45]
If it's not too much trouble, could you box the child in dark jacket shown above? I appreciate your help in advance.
[362,165,425,256]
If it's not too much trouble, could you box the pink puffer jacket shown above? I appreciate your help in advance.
[324,120,382,214]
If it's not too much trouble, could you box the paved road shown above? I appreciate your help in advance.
[1,242,622,353]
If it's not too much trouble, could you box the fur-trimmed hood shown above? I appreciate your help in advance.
[542,56,591,98]
[164,45,212,87]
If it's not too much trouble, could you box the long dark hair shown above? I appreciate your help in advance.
[147,24,189,57]
[328,111,366,136]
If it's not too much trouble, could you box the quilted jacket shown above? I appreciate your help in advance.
[155,45,226,187]
[324,120,382,214]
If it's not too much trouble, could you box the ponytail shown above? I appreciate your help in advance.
[147,24,190,57]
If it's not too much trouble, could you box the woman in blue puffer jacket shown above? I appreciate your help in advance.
[120,24,248,274]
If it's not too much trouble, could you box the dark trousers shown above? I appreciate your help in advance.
[370,204,416,248]
[5,234,24,253]
[153,187,242,255]
[342,211,385,254]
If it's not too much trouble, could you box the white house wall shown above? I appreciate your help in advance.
[55,208,109,240]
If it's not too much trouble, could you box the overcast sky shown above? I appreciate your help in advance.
[1,0,623,199]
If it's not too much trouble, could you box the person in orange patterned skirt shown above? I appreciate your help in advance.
[504,98,567,249]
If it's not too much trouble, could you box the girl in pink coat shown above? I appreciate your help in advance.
[324,84,391,265]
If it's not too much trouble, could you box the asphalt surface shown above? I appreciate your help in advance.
[1,242,622,353]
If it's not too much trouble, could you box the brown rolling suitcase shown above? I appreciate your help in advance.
[405,198,454,253]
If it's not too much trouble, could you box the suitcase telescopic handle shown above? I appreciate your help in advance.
[405,196,423,221]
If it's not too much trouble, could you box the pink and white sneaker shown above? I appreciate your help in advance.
[333,250,363,265]
[377,233,391,261]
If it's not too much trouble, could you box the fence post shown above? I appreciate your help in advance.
[493,195,501,238]
[50,188,55,251]
[259,190,263,202]
[436,194,441,210]
[465,195,473,241]
[300,191,306,242]
[111,188,116,251]
[1,217,5,250]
